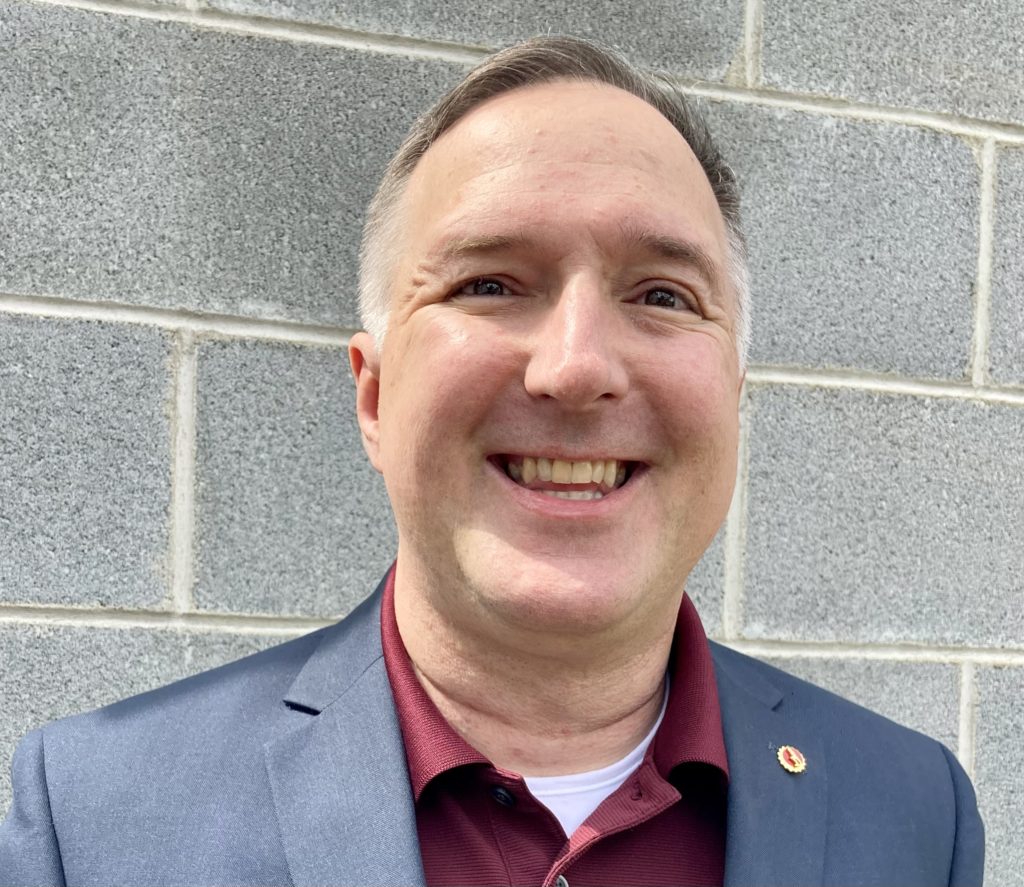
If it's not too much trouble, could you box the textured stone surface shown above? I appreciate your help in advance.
[2,0,1018,864]
[762,1,1024,126]
[205,0,745,80]
[707,102,977,377]
[194,339,395,616]
[0,315,172,608]
[990,148,1024,386]
[760,656,959,750]
[975,666,1024,886]
[0,1,463,328]
[742,386,1024,646]
[0,623,285,813]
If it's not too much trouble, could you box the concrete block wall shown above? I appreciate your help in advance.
[1,0,1021,880]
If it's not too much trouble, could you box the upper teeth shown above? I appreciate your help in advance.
[508,457,626,488]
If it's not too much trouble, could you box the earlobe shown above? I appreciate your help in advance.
[349,332,384,473]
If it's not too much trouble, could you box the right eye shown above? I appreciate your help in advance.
[454,277,511,297]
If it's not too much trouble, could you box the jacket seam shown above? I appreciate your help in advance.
[39,729,69,887]
[939,741,961,887]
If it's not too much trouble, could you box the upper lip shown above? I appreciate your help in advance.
[492,451,644,463]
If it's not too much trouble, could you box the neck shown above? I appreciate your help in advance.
[394,573,678,776]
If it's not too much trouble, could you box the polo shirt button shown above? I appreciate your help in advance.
[555,876,569,887]
[489,785,516,807]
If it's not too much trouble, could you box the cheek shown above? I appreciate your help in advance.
[377,317,523,465]
[642,341,740,442]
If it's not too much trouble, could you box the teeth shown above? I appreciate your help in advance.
[571,460,592,483]
[504,456,629,492]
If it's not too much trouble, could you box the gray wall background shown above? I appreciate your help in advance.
[1,0,1021,880]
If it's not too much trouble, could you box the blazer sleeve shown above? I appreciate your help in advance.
[0,729,67,887]
[941,744,985,887]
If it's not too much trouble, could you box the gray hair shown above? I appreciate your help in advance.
[358,35,750,369]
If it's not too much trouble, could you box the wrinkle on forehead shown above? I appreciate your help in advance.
[413,80,710,193]
[397,80,730,291]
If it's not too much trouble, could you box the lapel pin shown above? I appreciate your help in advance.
[777,745,807,774]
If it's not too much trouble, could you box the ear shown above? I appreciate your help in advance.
[349,331,384,473]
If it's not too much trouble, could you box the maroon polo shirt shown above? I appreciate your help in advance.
[381,569,729,887]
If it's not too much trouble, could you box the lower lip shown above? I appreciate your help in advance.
[487,459,644,519]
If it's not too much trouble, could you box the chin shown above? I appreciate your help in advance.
[460,544,661,637]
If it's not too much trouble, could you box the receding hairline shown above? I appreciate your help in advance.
[389,78,732,292]
[358,35,750,367]
[408,76,713,181]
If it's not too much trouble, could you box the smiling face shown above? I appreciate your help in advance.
[350,80,742,645]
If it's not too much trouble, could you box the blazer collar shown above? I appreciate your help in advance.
[264,579,427,887]
[712,643,827,887]
[264,582,827,887]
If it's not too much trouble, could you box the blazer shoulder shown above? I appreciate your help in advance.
[711,641,985,885]
[0,626,330,886]
[41,583,386,749]
[46,624,327,743]
[709,640,969,810]
[712,640,945,745]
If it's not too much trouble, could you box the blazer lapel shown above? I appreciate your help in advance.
[263,589,829,886]
[264,586,427,887]
[712,645,827,887]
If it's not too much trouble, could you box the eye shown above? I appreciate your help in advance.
[640,287,696,312]
[455,277,511,297]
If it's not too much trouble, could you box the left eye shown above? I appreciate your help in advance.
[642,288,689,310]
[457,278,510,297]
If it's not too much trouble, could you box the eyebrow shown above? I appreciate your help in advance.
[434,234,531,264]
[618,225,724,294]
[434,228,724,295]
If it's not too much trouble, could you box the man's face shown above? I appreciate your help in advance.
[351,81,742,641]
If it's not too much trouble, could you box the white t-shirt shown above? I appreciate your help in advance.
[523,682,669,838]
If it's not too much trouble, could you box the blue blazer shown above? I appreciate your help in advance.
[1,584,984,886]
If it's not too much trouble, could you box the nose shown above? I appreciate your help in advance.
[523,282,629,407]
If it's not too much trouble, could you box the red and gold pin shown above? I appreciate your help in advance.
[777,745,807,774]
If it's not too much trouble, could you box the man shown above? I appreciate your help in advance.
[1,36,983,886]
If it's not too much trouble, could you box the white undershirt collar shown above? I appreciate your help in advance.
[522,677,670,837]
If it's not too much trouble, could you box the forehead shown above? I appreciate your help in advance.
[401,80,727,263]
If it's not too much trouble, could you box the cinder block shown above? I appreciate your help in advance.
[990,148,1024,385]
[0,315,172,608]
[706,103,977,377]
[758,656,959,750]
[975,666,1024,886]
[204,0,744,80]
[742,386,1024,647]
[762,1,1024,126]
[0,622,287,814]
[194,339,395,616]
[0,1,463,329]
[686,527,725,637]
[183,628,299,674]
